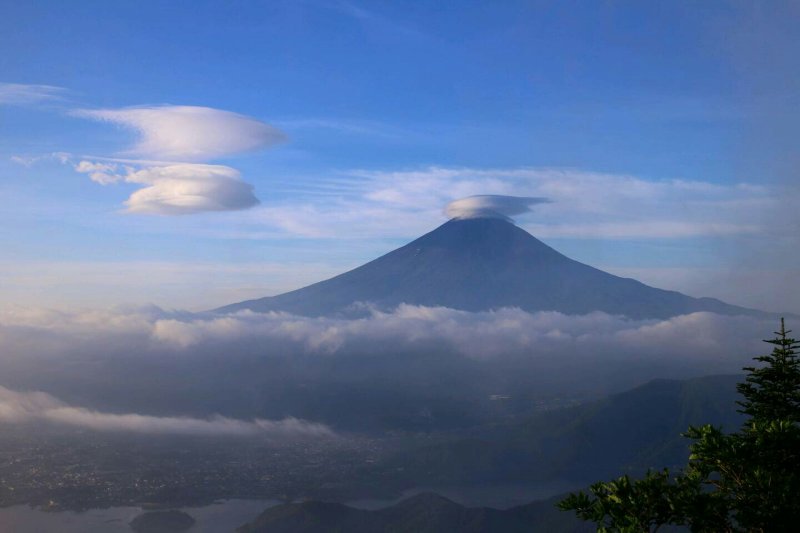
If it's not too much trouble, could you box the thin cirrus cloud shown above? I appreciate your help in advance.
[0,385,332,438]
[70,104,285,215]
[0,82,66,105]
[246,166,775,240]
[74,162,259,214]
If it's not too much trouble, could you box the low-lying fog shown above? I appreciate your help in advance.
[0,305,776,434]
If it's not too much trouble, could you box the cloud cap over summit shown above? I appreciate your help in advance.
[444,195,551,222]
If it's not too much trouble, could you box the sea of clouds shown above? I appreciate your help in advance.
[0,305,783,436]
[0,304,778,362]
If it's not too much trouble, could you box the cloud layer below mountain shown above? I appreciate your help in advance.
[0,305,782,432]
[0,385,332,438]
[0,304,777,364]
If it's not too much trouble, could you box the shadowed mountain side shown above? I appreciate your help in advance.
[236,492,590,533]
[130,509,195,533]
[377,374,744,487]
[218,218,762,320]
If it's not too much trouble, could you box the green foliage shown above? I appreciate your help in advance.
[557,467,728,532]
[559,319,800,532]
[685,419,800,531]
[557,468,717,532]
[737,318,800,423]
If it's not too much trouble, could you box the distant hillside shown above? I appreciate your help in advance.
[219,217,761,319]
[237,492,590,533]
[236,374,744,531]
[379,374,744,486]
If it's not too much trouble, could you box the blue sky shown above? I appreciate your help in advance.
[1,1,798,312]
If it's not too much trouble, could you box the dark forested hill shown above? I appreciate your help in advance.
[380,374,744,486]
[237,492,590,533]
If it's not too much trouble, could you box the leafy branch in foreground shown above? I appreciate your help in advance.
[558,318,800,532]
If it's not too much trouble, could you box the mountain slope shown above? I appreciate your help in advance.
[380,374,744,486]
[236,492,590,533]
[219,217,758,319]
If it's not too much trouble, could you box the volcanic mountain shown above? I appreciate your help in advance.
[218,216,757,319]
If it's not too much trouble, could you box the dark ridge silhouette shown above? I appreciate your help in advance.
[219,217,761,319]
[380,374,744,487]
[236,492,590,532]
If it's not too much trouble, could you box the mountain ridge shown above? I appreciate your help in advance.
[236,491,589,532]
[218,217,761,319]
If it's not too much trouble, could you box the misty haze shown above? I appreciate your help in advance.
[1,2,799,532]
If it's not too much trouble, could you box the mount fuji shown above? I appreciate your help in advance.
[218,216,758,320]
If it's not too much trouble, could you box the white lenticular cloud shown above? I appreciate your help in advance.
[74,161,260,214]
[68,104,280,215]
[0,385,332,438]
[124,164,259,214]
[444,195,551,221]
[74,105,286,160]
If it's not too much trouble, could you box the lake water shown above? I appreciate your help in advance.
[0,482,577,532]
[349,481,578,510]
[0,499,279,533]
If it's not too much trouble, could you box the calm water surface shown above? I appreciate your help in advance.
[0,499,278,533]
[0,482,576,532]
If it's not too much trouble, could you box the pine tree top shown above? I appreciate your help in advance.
[737,318,800,423]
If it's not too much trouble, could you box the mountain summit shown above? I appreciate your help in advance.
[218,217,756,319]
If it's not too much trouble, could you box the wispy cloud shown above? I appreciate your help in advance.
[239,166,777,240]
[0,82,66,106]
[330,1,430,42]
[273,117,413,141]
[74,105,286,161]
[9,152,71,167]
[0,385,332,438]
